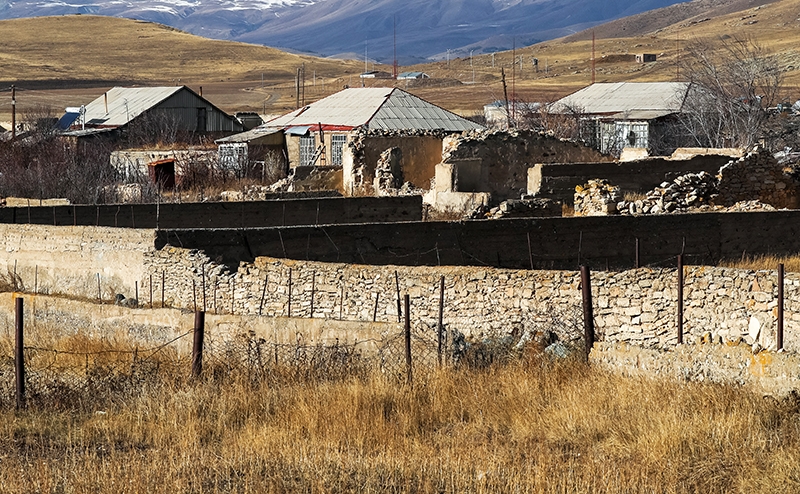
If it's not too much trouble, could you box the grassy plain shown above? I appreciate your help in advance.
[0,333,799,493]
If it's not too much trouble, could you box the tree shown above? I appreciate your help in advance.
[679,36,784,149]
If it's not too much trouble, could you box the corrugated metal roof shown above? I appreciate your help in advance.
[264,87,483,133]
[80,87,184,128]
[608,110,676,120]
[554,82,689,115]
[215,126,283,143]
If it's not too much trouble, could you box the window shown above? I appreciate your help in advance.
[331,134,347,165]
[299,135,316,166]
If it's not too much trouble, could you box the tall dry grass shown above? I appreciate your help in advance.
[0,334,798,493]
[720,253,800,272]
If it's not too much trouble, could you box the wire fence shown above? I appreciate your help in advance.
[0,295,454,410]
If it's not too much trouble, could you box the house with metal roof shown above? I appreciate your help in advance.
[553,82,690,155]
[61,86,242,137]
[219,87,483,195]
[397,72,430,80]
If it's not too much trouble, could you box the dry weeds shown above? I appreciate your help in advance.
[0,334,798,492]
[720,253,800,272]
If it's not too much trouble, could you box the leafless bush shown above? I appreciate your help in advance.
[678,36,784,149]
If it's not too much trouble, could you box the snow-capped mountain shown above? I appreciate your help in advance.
[0,0,690,61]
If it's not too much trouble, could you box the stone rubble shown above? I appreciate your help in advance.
[573,179,622,216]
[607,149,800,215]
[468,197,561,219]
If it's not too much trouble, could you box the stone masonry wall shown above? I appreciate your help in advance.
[141,250,800,354]
[1,224,799,360]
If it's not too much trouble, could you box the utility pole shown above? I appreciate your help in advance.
[295,68,301,108]
[10,85,16,141]
[592,31,596,84]
[470,50,474,84]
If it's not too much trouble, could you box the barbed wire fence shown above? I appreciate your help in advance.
[0,293,454,410]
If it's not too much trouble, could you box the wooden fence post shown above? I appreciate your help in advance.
[404,294,412,385]
[677,255,684,345]
[192,311,205,378]
[778,263,784,351]
[580,266,595,358]
[15,297,25,410]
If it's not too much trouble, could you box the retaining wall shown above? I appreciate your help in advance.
[157,210,800,270]
[0,195,422,229]
[528,155,732,202]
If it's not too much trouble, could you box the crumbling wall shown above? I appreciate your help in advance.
[529,154,733,203]
[716,151,799,208]
[442,130,612,200]
[343,129,449,195]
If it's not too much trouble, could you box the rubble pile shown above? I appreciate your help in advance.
[574,179,622,216]
[468,198,561,219]
[617,172,717,215]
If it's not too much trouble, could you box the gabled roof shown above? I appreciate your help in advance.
[265,87,483,133]
[553,82,690,116]
[79,87,185,128]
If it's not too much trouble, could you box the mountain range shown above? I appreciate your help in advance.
[0,0,693,62]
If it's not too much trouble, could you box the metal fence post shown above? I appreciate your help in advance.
[580,266,595,357]
[677,254,684,345]
[15,297,25,410]
[404,294,412,385]
[438,276,445,366]
[778,263,784,351]
[395,271,402,323]
[192,311,205,378]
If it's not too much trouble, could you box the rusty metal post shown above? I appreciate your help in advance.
[231,277,235,315]
[580,266,595,357]
[15,297,24,410]
[677,254,684,344]
[149,274,153,308]
[259,273,268,316]
[438,276,445,366]
[201,266,206,312]
[135,281,139,305]
[287,268,293,317]
[191,311,205,378]
[97,273,102,303]
[778,263,784,351]
[527,232,534,270]
[395,270,402,322]
[309,271,316,318]
[192,278,197,312]
[373,292,379,322]
[404,294,412,385]
[161,270,165,308]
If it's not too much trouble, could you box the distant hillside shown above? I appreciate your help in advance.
[0,15,360,85]
[0,0,693,61]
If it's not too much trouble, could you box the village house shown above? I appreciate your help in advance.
[552,82,690,156]
[218,87,483,195]
[58,86,243,186]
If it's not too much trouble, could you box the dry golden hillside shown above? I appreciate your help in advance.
[1,2,800,120]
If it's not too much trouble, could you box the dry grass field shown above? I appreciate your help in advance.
[0,331,799,493]
[3,0,800,122]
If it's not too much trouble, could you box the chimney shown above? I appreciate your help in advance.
[199,86,203,97]
[104,92,108,114]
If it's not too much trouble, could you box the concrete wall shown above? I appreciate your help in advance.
[0,196,422,229]
[528,154,733,202]
[0,224,153,301]
[0,293,395,356]
[156,210,800,270]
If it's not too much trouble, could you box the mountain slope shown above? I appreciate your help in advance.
[0,0,692,60]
